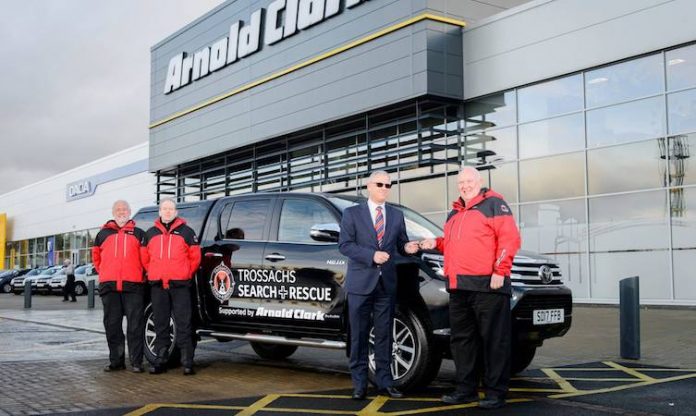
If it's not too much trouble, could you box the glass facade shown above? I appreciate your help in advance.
[3,229,98,269]
[151,43,696,304]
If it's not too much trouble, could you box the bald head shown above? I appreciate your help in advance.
[457,166,484,203]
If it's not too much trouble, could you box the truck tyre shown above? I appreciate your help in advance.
[143,303,181,368]
[368,307,442,391]
[511,345,536,374]
[250,342,299,360]
[1,282,11,294]
[74,282,87,296]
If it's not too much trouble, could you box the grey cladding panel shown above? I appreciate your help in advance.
[150,0,467,171]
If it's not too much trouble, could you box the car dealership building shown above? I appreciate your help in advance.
[2,0,696,305]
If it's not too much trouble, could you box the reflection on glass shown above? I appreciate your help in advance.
[520,152,584,202]
[519,199,588,295]
[518,74,583,122]
[587,96,665,147]
[590,251,671,300]
[587,139,666,195]
[482,162,518,203]
[519,113,584,159]
[666,44,696,91]
[586,53,663,108]
[671,250,696,300]
[464,127,516,164]
[464,90,516,131]
[670,187,696,248]
[589,191,668,251]
[668,134,696,190]
[400,177,446,213]
[668,88,696,135]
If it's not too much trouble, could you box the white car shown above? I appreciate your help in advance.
[49,263,99,296]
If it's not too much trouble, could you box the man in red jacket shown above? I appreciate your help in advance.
[143,198,201,375]
[421,166,521,409]
[92,200,147,373]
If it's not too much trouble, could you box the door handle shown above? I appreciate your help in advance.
[265,253,286,262]
[205,252,223,258]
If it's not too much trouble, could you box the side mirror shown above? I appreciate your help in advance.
[310,223,340,243]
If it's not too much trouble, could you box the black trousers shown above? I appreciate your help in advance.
[347,277,395,391]
[449,290,511,399]
[63,275,76,301]
[150,281,194,367]
[100,284,145,366]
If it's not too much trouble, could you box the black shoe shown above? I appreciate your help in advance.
[62,299,69,302]
[131,366,144,373]
[149,365,166,375]
[479,397,505,409]
[441,391,479,404]
[378,386,404,398]
[103,363,126,372]
[183,367,195,376]
[351,389,366,400]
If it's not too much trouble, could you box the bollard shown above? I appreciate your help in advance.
[619,276,640,360]
[87,280,95,309]
[23,280,32,309]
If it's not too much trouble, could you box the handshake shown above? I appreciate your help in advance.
[404,238,437,254]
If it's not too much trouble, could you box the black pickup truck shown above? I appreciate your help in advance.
[133,192,572,390]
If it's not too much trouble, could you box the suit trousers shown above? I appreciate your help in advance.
[150,281,195,367]
[449,290,511,399]
[101,288,145,367]
[348,277,395,391]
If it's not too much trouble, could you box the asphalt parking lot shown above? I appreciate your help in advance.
[1,294,695,415]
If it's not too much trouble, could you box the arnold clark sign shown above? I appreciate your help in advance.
[163,0,370,95]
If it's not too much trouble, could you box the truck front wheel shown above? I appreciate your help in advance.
[510,345,536,374]
[368,307,442,391]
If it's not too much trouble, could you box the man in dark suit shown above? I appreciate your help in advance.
[339,170,419,400]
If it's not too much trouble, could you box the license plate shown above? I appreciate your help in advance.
[533,309,564,325]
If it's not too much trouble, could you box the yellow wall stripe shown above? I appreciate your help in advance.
[149,13,466,129]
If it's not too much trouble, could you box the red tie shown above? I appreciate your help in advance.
[375,206,384,248]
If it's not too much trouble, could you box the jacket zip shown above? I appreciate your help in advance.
[114,234,118,257]
[456,211,468,240]
[160,232,164,259]
[168,234,172,259]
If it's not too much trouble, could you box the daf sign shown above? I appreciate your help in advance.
[163,0,370,95]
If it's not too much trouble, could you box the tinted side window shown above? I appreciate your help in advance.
[278,199,337,243]
[221,199,271,240]
[133,210,158,229]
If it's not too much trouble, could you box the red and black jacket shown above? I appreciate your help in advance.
[143,217,201,289]
[435,188,521,295]
[91,220,147,291]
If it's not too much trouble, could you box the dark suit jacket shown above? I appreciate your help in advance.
[339,202,410,295]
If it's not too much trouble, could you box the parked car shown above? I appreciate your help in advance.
[133,193,572,390]
[49,263,99,296]
[1,269,32,294]
[12,266,61,294]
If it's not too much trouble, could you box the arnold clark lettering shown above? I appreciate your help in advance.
[163,0,370,94]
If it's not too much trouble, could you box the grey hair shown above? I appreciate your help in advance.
[159,197,177,208]
[112,200,131,212]
[458,166,482,180]
[366,170,391,183]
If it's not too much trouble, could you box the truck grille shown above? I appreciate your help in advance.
[511,261,563,285]
[513,294,572,319]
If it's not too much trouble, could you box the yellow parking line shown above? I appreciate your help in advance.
[357,395,389,415]
[510,388,569,393]
[237,394,279,416]
[261,409,356,414]
[541,368,579,393]
[603,361,655,381]
[124,403,246,415]
[548,372,696,399]
[123,403,164,416]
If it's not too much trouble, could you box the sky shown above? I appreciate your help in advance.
[0,0,225,195]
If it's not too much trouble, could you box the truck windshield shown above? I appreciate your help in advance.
[327,196,442,240]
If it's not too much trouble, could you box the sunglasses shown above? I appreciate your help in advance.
[372,182,392,189]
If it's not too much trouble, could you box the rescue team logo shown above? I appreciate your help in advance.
[210,264,235,303]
